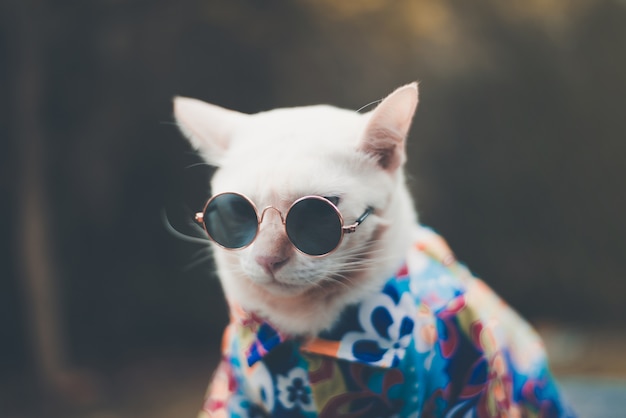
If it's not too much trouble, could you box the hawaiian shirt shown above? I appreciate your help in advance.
[199,225,575,418]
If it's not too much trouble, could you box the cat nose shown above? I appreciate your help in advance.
[255,254,290,275]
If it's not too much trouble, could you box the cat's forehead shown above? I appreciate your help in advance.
[241,105,365,147]
[211,105,373,203]
[215,143,362,202]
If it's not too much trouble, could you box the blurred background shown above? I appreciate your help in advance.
[1,0,625,417]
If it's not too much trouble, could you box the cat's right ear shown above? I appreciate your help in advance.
[359,83,418,174]
[173,97,247,166]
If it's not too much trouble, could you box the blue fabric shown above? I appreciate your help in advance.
[201,226,576,418]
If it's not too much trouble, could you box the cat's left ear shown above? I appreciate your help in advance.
[359,82,418,173]
[173,97,248,166]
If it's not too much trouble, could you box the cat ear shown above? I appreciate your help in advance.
[359,82,419,173]
[173,97,248,166]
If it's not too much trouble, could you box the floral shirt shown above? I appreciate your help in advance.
[199,226,575,418]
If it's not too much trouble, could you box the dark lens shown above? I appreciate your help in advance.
[286,198,342,256]
[203,193,258,249]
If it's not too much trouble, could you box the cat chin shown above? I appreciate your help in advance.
[224,270,387,336]
[218,233,413,336]
[214,254,371,335]
[259,279,312,297]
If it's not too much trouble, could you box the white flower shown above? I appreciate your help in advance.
[339,290,416,367]
[249,362,275,412]
[276,367,315,412]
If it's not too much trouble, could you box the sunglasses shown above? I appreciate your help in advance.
[195,192,373,257]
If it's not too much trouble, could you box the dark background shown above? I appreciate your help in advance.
[1,1,625,416]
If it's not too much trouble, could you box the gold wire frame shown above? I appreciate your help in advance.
[194,192,372,257]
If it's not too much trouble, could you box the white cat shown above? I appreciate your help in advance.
[175,84,417,336]
[174,84,574,418]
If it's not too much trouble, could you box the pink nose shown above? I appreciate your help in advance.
[255,255,290,275]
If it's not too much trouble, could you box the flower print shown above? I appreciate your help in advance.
[339,290,416,367]
[390,413,419,418]
[409,269,465,312]
[204,359,238,414]
[317,363,405,417]
[249,362,275,413]
[246,322,286,367]
[483,352,514,416]
[407,247,429,276]
[276,367,315,412]
[229,395,270,418]
[414,303,438,354]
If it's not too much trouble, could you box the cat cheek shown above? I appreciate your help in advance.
[338,221,388,265]
[370,222,390,243]
[238,255,269,283]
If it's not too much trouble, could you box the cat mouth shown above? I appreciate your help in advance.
[263,278,311,295]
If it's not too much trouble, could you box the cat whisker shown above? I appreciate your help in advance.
[305,277,330,291]
[183,251,215,272]
[332,251,389,264]
[161,208,211,246]
[185,162,212,169]
[331,249,392,266]
[315,274,354,292]
[356,99,383,113]
[182,246,215,270]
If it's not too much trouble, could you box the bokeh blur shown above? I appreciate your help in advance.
[1,1,625,417]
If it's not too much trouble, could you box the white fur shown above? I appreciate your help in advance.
[175,83,419,336]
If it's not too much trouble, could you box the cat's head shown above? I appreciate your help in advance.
[174,83,418,335]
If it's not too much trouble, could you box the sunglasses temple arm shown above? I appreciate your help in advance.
[342,206,374,233]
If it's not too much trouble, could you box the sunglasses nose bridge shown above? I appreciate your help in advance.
[258,206,286,225]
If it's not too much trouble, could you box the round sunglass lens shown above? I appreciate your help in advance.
[203,193,258,249]
[286,198,342,256]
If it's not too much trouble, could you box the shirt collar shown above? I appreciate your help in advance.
[234,226,460,368]
[227,302,290,367]
[233,263,414,369]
